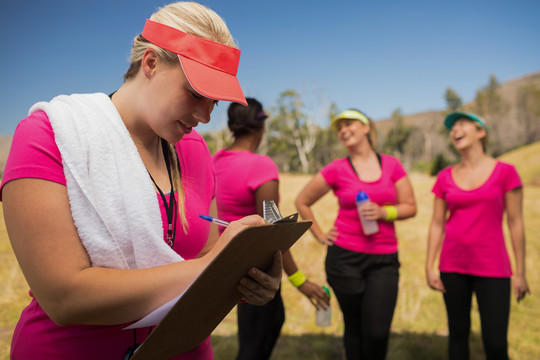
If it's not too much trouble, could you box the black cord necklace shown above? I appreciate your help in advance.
[147,138,178,248]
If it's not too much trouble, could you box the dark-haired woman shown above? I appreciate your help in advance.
[426,112,530,360]
[213,98,330,360]
[296,109,417,360]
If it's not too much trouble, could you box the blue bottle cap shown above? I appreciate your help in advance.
[356,191,369,202]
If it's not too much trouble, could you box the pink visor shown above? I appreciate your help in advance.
[142,19,247,105]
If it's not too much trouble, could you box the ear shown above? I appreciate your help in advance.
[476,126,487,140]
[141,48,159,78]
[362,121,371,135]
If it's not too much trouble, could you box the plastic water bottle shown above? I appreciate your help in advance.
[316,285,332,327]
[356,191,379,235]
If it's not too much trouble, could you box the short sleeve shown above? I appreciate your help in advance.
[389,156,407,182]
[431,168,449,199]
[502,163,522,192]
[0,111,65,200]
[246,155,279,191]
[319,160,339,187]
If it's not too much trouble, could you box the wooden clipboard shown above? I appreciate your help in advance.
[131,220,312,360]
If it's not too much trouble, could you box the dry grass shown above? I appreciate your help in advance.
[1,170,539,359]
[213,172,540,360]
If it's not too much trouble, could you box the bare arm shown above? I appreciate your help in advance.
[393,176,417,219]
[3,178,280,325]
[505,187,530,302]
[255,179,329,308]
[295,173,335,245]
[425,196,447,293]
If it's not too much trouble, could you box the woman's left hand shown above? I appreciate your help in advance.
[237,251,283,306]
[298,280,330,310]
[359,202,384,220]
[513,274,531,303]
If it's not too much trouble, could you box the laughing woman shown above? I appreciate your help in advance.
[426,111,530,360]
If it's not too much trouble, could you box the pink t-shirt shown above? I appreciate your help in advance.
[432,162,522,277]
[1,111,215,359]
[320,154,407,254]
[212,149,279,234]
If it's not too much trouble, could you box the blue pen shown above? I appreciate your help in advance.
[199,214,230,227]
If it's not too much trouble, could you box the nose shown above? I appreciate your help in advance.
[194,98,215,124]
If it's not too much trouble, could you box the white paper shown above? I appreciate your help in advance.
[124,290,185,330]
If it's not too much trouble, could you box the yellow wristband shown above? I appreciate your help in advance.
[288,270,307,288]
[383,205,398,221]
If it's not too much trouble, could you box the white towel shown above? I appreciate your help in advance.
[29,93,183,269]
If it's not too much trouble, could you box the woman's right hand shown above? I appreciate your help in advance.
[317,226,337,245]
[426,269,446,293]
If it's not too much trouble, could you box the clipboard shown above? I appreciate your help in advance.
[131,219,312,360]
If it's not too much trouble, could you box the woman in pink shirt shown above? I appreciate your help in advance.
[426,111,530,360]
[213,98,330,360]
[1,3,282,359]
[296,109,417,360]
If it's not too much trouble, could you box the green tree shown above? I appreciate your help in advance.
[444,87,463,111]
[473,75,508,156]
[267,90,317,173]
[474,75,503,116]
[383,108,412,156]
[311,103,345,171]
[202,129,230,155]
[516,84,540,144]
[430,153,452,176]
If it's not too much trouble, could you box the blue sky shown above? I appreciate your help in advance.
[1,0,539,134]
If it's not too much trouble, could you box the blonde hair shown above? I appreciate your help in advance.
[473,122,488,153]
[124,2,236,80]
[125,2,236,232]
[365,117,378,150]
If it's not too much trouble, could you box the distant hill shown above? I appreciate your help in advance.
[499,141,540,186]
[375,71,540,168]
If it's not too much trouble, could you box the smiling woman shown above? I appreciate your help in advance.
[426,111,530,360]
[0,2,283,360]
[295,108,417,359]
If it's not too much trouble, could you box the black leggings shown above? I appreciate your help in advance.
[326,246,399,360]
[236,287,285,360]
[440,272,510,360]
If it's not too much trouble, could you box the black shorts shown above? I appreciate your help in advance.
[325,244,400,294]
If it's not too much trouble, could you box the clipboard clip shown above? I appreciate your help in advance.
[273,213,299,223]
[263,200,298,224]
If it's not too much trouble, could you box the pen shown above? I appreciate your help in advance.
[199,214,230,227]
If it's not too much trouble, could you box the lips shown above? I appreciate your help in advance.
[178,120,194,134]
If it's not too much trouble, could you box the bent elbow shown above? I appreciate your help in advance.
[37,295,83,326]
[294,197,304,211]
[41,303,72,326]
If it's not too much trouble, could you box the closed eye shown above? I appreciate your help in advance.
[189,90,219,107]
[190,90,203,100]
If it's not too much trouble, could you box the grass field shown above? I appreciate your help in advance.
[1,166,539,359]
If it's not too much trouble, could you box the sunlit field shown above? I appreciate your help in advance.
[1,171,539,359]
[211,172,540,359]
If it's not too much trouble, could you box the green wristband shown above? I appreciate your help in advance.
[288,270,307,288]
[383,205,398,221]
